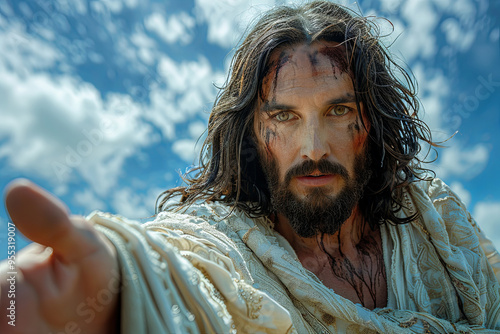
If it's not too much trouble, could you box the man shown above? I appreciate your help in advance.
[1,1,500,333]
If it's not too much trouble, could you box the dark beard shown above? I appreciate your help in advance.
[262,152,372,238]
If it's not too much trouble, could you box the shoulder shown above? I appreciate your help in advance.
[407,177,474,231]
[410,177,466,208]
[406,177,479,243]
[409,177,500,276]
[405,178,500,326]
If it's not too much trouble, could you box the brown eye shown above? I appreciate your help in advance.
[275,112,293,122]
[331,105,350,116]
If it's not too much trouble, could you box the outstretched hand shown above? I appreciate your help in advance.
[0,180,120,334]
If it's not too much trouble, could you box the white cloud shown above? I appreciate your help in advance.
[194,0,276,48]
[473,201,500,251]
[88,52,105,64]
[388,0,480,61]
[157,55,211,94]
[92,0,138,14]
[130,29,157,65]
[131,29,156,49]
[0,64,154,196]
[145,55,223,143]
[441,18,475,52]
[122,0,139,9]
[111,186,161,219]
[114,34,150,74]
[490,28,500,43]
[189,121,207,138]
[53,183,69,196]
[58,0,88,16]
[0,23,63,74]
[446,0,475,20]
[395,0,438,62]
[380,0,403,14]
[431,143,489,180]
[172,139,199,163]
[145,12,196,45]
[74,188,107,212]
[411,63,450,135]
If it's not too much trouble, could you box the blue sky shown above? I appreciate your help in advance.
[0,0,499,256]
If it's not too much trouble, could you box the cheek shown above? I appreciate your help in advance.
[255,121,279,160]
[346,115,369,152]
[257,124,294,171]
[352,131,369,152]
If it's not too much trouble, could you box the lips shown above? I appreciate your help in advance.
[295,172,335,186]
[306,173,326,177]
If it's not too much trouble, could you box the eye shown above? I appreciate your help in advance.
[274,111,294,122]
[330,105,351,116]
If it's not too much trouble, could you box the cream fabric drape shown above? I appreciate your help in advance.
[89,179,500,333]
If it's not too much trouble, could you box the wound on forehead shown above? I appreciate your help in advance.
[260,43,349,103]
[307,50,321,77]
[318,44,349,75]
[260,49,295,101]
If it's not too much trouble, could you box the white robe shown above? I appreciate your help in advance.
[88,178,500,333]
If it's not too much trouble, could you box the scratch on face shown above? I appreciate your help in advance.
[260,124,277,159]
[257,119,263,138]
[350,115,369,152]
[348,115,362,146]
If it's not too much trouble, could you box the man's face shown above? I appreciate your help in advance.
[253,41,372,237]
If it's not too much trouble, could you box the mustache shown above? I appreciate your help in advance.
[284,159,349,185]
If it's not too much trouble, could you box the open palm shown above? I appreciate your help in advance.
[0,180,120,334]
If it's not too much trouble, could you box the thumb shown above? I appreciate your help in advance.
[4,179,100,263]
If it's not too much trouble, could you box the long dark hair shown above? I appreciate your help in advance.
[156,1,436,228]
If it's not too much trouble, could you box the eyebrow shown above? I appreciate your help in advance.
[260,94,356,112]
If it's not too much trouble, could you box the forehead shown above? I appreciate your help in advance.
[261,41,349,97]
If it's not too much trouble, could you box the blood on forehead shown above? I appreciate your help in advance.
[260,49,294,101]
[259,43,349,102]
[317,45,349,74]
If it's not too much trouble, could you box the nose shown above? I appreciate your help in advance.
[300,120,330,161]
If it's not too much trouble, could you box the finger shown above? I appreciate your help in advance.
[4,179,100,262]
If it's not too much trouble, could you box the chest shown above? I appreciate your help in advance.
[299,246,387,310]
